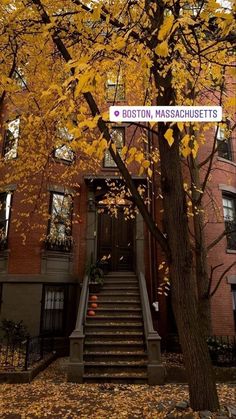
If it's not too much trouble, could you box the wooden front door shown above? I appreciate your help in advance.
[97,209,135,271]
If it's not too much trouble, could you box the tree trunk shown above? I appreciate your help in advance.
[189,144,212,337]
[157,121,219,410]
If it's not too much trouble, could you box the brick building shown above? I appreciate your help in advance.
[0,74,235,360]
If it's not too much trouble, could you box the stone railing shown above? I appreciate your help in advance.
[138,271,165,384]
[67,274,89,382]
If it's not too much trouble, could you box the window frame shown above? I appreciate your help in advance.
[53,127,75,164]
[216,124,232,161]
[0,192,12,250]
[103,127,125,169]
[40,284,68,336]
[3,118,20,160]
[106,73,125,102]
[222,193,236,251]
[46,191,73,252]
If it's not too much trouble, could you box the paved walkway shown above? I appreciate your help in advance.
[0,358,235,418]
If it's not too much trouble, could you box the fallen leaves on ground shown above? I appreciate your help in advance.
[0,358,235,418]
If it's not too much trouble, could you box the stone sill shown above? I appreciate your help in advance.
[226,249,236,254]
[217,157,236,167]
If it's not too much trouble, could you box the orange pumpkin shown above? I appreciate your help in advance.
[90,295,98,301]
[88,310,96,316]
[91,303,98,309]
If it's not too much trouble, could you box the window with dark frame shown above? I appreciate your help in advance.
[104,127,125,168]
[41,285,66,335]
[222,194,236,250]
[0,192,12,250]
[54,127,74,163]
[46,192,73,251]
[3,118,20,160]
[106,72,125,102]
[216,125,232,161]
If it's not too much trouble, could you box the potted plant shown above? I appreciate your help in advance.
[87,261,104,293]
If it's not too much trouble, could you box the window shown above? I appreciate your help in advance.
[41,285,66,335]
[3,118,20,160]
[104,127,124,168]
[13,68,26,89]
[232,286,236,330]
[54,127,74,163]
[222,195,236,250]
[0,192,12,250]
[106,72,125,102]
[216,125,232,161]
[46,192,73,251]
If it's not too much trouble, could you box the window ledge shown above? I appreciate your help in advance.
[217,157,236,167]
[226,249,236,254]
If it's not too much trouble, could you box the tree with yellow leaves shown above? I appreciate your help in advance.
[0,0,235,411]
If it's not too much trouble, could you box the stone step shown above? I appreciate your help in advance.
[103,279,138,284]
[106,272,136,278]
[83,373,147,384]
[86,315,142,323]
[85,331,144,340]
[84,362,147,374]
[87,308,142,316]
[85,323,143,332]
[90,297,140,303]
[84,351,146,362]
[88,300,141,311]
[102,285,139,290]
[84,341,145,352]
[98,291,140,297]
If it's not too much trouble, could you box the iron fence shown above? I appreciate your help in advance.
[0,336,54,371]
[207,335,236,367]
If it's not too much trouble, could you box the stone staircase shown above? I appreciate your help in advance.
[83,272,148,383]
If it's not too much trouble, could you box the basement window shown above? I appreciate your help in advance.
[41,285,66,335]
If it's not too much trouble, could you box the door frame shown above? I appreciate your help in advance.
[85,189,145,274]
[96,206,135,271]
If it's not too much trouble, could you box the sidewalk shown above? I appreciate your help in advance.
[0,358,235,418]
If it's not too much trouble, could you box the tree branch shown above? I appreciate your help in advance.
[31,0,170,258]
[209,261,236,298]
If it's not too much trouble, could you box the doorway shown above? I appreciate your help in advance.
[97,209,135,271]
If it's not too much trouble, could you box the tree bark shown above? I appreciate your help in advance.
[189,155,212,336]
[157,115,219,411]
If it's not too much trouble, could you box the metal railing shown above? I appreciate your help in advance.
[68,274,89,382]
[207,335,236,366]
[0,336,54,371]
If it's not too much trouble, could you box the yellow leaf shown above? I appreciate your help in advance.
[191,141,199,159]
[135,151,144,163]
[129,147,137,156]
[177,122,184,132]
[164,128,174,146]
[155,41,169,57]
[121,145,128,157]
[148,168,153,178]
[142,160,150,168]
[158,14,174,40]
[91,5,102,21]
[111,143,117,154]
